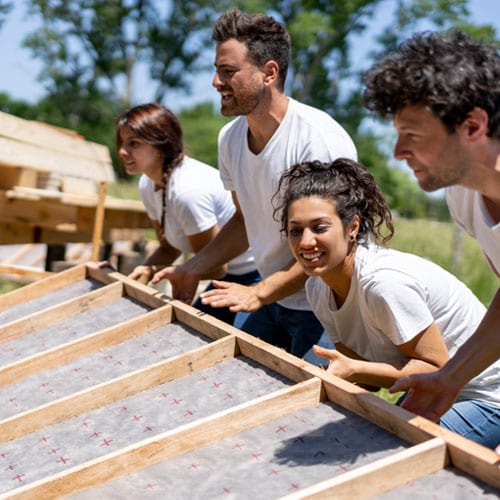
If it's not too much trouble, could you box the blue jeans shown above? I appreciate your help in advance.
[235,302,324,361]
[192,269,261,326]
[439,399,500,450]
[397,394,500,449]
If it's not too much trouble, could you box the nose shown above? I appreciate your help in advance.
[118,146,128,159]
[394,136,411,161]
[300,228,316,247]
[212,71,222,89]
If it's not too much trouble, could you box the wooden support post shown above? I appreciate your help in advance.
[91,181,107,261]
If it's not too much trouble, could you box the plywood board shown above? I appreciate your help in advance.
[0,263,497,499]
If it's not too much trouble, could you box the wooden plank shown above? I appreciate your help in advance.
[319,375,436,445]
[282,437,448,499]
[444,429,500,489]
[90,181,107,261]
[0,304,174,387]
[319,373,500,490]
[0,281,124,343]
[0,336,238,442]
[0,111,112,169]
[0,166,37,190]
[0,137,114,183]
[0,265,52,280]
[236,332,321,383]
[0,264,88,311]
[4,378,322,499]
[0,191,79,229]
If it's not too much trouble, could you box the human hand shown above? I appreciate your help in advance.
[312,345,355,380]
[128,265,154,285]
[200,280,263,312]
[389,371,461,421]
[151,265,200,304]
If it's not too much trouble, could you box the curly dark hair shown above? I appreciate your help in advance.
[362,30,500,138]
[273,158,394,246]
[212,8,291,90]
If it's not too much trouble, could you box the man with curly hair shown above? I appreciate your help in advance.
[362,30,500,443]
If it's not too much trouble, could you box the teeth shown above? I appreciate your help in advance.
[302,252,321,260]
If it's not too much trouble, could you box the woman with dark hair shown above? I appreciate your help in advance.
[275,158,500,449]
[116,102,259,324]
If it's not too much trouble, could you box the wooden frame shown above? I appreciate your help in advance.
[0,111,150,269]
[0,263,498,498]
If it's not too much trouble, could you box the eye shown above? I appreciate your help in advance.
[288,227,302,237]
[313,224,329,234]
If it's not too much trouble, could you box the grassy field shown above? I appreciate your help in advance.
[389,217,497,306]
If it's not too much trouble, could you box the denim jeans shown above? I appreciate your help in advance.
[235,302,324,360]
[397,394,500,449]
[439,399,500,450]
[192,269,261,326]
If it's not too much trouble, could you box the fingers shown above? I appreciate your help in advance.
[312,345,335,359]
[389,376,412,394]
[210,280,231,289]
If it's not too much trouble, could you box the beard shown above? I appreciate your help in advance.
[219,85,265,117]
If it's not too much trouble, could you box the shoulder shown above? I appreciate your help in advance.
[286,99,357,158]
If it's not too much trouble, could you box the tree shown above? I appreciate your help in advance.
[24,0,224,106]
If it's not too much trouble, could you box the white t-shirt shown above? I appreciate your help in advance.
[139,156,256,275]
[446,185,500,277]
[218,97,357,310]
[306,244,500,406]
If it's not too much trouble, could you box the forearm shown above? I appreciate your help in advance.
[144,245,181,268]
[438,287,500,388]
[348,357,439,389]
[183,214,248,278]
[252,260,308,305]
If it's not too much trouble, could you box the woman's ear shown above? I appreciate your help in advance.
[349,214,361,239]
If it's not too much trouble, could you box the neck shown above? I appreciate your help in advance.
[463,142,500,222]
[323,246,357,308]
[246,93,289,154]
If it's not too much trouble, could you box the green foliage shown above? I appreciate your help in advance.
[178,102,231,167]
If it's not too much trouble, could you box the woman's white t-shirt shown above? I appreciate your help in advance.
[306,244,500,406]
[139,156,256,275]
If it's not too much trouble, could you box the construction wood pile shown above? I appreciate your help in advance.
[0,264,498,498]
[0,111,150,271]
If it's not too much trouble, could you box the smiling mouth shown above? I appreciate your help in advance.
[301,251,323,261]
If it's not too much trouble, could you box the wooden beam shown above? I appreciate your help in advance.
[90,181,107,261]
[0,304,173,387]
[0,264,87,312]
[0,264,52,280]
[283,437,448,499]
[0,111,111,165]
[0,281,124,343]
[4,378,322,499]
[0,336,238,442]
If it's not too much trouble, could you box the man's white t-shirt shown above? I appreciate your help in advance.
[218,97,357,310]
[139,156,256,275]
[446,185,500,277]
[306,244,500,406]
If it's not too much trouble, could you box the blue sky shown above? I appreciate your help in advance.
[0,0,498,112]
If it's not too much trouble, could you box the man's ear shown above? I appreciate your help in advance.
[462,107,489,141]
[262,60,279,86]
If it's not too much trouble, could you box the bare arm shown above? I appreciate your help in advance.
[200,258,307,312]
[391,287,500,420]
[314,322,449,389]
[151,192,249,303]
